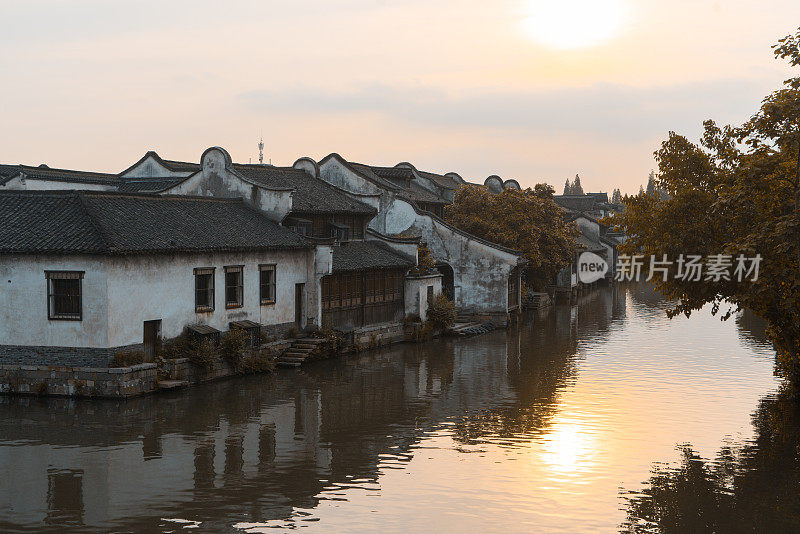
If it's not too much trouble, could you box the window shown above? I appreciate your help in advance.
[225,266,244,308]
[259,264,276,304]
[194,268,215,312]
[46,271,83,320]
[427,285,434,303]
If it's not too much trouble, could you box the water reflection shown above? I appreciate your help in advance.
[620,388,800,533]
[0,284,784,533]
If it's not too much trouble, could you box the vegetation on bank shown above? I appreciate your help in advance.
[444,183,579,290]
[614,28,800,384]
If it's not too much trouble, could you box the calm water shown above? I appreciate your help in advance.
[0,284,790,533]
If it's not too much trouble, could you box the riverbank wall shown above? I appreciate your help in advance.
[0,323,424,399]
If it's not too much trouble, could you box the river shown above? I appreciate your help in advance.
[0,283,789,533]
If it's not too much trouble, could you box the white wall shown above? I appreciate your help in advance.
[319,159,522,314]
[162,148,293,223]
[0,247,326,349]
[404,274,443,321]
[105,249,317,347]
[0,255,110,347]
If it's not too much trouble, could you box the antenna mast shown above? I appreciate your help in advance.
[258,136,264,165]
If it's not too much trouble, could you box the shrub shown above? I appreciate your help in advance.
[410,242,437,275]
[320,328,346,354]
[220,328,248,367]
[426,293,456,331]
[162,333,195,361]
[239,348,276,374]
[112,349,145,368]
[404,313,422,325]
[190,340,217,371]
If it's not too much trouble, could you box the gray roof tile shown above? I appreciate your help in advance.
[331,240,415,272]
[233,164,376,215]
[0,190,310,255]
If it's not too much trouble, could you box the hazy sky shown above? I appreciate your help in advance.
[1,0,799,194]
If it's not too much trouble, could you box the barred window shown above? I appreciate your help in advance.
[194,268,215,312]
[225,266,244,308]
[259,264,276,304]
[46,271,83,321]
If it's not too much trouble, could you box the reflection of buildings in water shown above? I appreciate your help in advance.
[0,285,629,532]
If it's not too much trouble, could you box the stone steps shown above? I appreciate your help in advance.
[275,338,325,368]
[450,321,497,337]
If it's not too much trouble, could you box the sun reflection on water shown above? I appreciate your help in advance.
[540,419,596,477]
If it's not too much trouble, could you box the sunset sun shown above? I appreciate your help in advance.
[521,0,628,49]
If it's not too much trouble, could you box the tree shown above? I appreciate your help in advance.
[615,27,800,385]
[611,188,622,204]
[638,185,645,195]
[646,170,657,195]
[572,174,585,195]
[445,185,579,290]
[534,182,555,199]
[563,179,572,195]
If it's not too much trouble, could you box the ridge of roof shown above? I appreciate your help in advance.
[118,151,200,175]
[323,155,448,205]
[8,164,122,185]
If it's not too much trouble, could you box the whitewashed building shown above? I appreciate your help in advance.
[309,153,525,322]
[0,190,331,367]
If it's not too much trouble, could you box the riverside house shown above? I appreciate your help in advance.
[312,153,526,323]
[0,190,327,368]
[0,147,447,377]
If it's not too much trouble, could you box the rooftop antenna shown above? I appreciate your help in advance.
[258,135,264,165]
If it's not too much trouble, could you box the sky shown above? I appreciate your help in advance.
[1,0,799,194]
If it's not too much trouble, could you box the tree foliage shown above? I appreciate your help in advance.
[615,27,800,382]
[445,184,579,290]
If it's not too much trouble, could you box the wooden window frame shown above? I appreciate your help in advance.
[194,267,215,312]
[224,265,244,309]
[259,264,277,305]
[46,271,84,321]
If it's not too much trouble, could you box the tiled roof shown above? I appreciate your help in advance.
[0,190,310,255]
[0,164,122,186]
[576,235,605,252]
[0,164,19,179]
[160,158,200,173]
[553,195,599,213]
[331,240,415,272]
[369,166,414,181]
[233,164,376,215]
[118,151,200,176]
[117,178,186,192]
[586,192,609,203]
[8,165,122,186]
[348,162,447,205]
[416,169,461,190]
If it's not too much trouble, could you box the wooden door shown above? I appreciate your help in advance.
[295,284,305,328]
[143,320,162,362]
